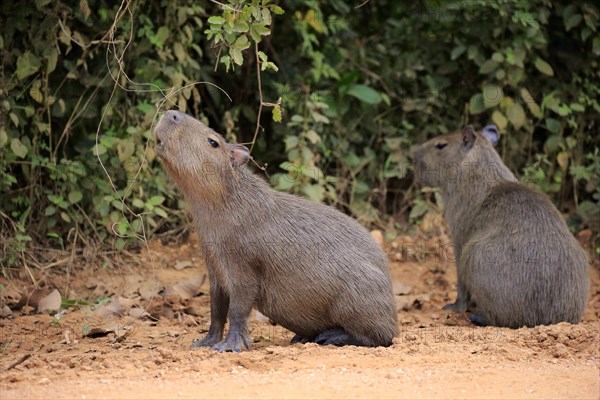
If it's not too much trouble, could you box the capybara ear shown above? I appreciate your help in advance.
[481,124,500,146]
[461,126,476,150]
[229,144,250,167]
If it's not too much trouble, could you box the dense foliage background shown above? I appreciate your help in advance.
[1,0,599,268]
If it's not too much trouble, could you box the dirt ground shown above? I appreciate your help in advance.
[1,229,599,400]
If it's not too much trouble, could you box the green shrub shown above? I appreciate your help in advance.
[1,0,598,268]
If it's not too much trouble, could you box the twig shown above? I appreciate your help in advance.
[5,354,31,371]
[354,0,371,9]
[250,42,264,154]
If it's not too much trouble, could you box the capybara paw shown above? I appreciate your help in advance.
[191,334,222,348]
[313,328,366,347]
[290,334,313,344]
[210,333,251,352]
[468,312,489,326]
[442,302,466,312]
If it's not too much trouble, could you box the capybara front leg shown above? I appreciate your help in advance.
[192,276,229,348]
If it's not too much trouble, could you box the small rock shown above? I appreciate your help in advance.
[0,305,13,318]
[393,282,412,296]
[38,377,50,385]
[553,343,569,358]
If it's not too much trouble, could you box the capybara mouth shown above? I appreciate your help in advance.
[155,137,166,158]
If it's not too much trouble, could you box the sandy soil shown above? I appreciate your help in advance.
[1,232,599,399]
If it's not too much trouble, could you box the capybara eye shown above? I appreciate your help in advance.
[208,138,219,148]
[435,143,447,150]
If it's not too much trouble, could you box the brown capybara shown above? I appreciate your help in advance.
[155,110,398,352]
[412,124,589,328]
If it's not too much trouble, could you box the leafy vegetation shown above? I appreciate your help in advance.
[1,0,599,270]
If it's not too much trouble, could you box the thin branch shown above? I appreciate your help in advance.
[250,41,264,154]
[4,354,31,371]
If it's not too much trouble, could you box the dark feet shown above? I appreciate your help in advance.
[210,331,251,353]
[191,332,222,348]
[313,328,367,347]
[290,334,313,344]
[443,301,467,312]
[469,311,489,326]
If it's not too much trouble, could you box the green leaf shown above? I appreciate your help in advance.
[409,201,428,221]
[9,113,19,127]
[565,14,582,31]
[250,23,270,43]
[0,128,7,148]
[450,45,466,60]
[270,5,284,15]
[346,84,382,105]
[301,184,325,202]
[230,47,243,65]
[469,93,485,115]
[479,59,498,74]
[491,111,508,131]
[556,151,569,170]
[306,130,320,144]
[154,207,168,218]
[115,238,127,251]
[132,198,145,209]
[506,103,526,129]
[68,191,83,204]
[545,118,562,134]
[272,105,282,122]
[570,103,585,112]
[45,48,58,74]
[45,206,56,216]
[173,42,186,62]
[208,16,225,25]
[10,138,28,158]
[29,81,43,103]
[483,84,503,108]
[149,195,165,206]
[233,21,249,33]
[220,55,231,72]
[521,88,542,118]
[534,57,554,76]
[117,139,135,162]
[154,26,170,48]
[284,136,299,150]
[234,34,250,50]
[16,52,41,80]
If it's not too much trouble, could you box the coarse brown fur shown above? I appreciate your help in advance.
[155,110,398,351]
[412,125,589,328]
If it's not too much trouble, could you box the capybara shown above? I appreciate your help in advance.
[155,110,398,351]
[412,124,589,328]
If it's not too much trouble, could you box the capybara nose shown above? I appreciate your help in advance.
[165,110,183,125]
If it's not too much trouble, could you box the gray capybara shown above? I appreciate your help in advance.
[155,110,398,351]
[412,124,589,328]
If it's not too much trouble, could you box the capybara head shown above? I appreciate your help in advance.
[411,125,501,188]
[155,110,250,202]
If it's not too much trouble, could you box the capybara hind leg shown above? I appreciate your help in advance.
[313,328,369,347]
[469,311,489,326]
[443,281,469,312]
